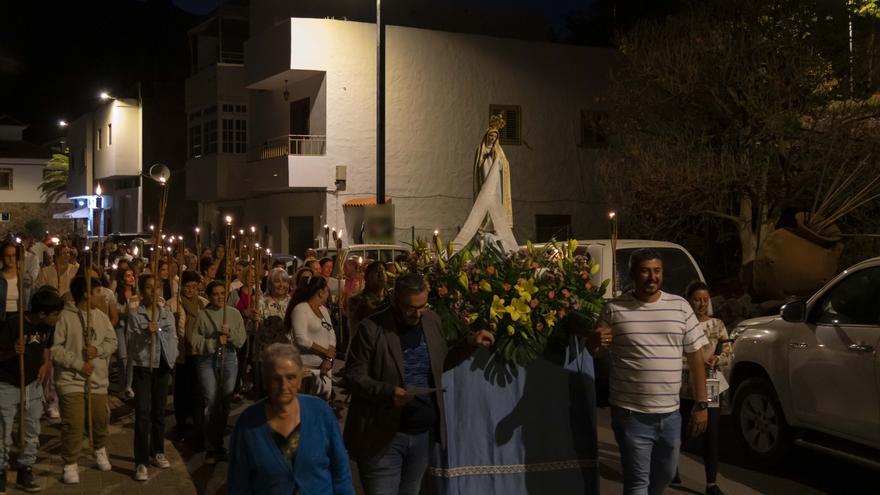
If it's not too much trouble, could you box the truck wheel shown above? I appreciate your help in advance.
[733,377,790,465]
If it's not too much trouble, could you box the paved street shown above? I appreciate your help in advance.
[4,394,873,494]
[596,407,877,495]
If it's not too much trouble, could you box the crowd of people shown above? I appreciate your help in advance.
[0,232,731,495]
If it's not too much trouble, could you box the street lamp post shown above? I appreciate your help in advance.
[376,0,385,205]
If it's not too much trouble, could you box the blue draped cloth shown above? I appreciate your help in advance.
[428,337,598,494]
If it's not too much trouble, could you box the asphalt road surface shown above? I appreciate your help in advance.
[596,407,877,495]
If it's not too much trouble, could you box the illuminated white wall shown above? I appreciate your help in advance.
[245,17,612,250]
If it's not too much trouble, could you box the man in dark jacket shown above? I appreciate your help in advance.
[344,273,493,495]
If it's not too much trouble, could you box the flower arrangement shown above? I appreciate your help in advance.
[398,237,608,366]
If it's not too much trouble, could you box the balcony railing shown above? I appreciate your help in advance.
[249,134,327,161]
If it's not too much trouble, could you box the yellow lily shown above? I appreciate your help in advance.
[490,295,506,321]
[506,325,515,336]
[506,297,531,322]
[458,271,469,289]
[590,262,600,275]
[515,278,539,300]
[543,310,557,328]
[479,280,492,292]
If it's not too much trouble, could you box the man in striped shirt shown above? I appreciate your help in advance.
[596,248,709,495]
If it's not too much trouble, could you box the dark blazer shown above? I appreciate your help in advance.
[343,306,470,463]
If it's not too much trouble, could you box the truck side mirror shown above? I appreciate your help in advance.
[781,299,807,323]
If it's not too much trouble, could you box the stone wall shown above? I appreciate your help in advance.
[0,203,77,237]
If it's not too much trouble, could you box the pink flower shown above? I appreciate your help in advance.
[548,290,556,300]
[438,286,449,297]
[530,298,540,308]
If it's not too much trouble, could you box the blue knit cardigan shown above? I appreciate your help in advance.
[228,395,355,495]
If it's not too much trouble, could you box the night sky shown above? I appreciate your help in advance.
[0,0,672,144]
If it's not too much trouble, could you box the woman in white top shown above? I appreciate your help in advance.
[1,242,20,319]
[285,275,336,400]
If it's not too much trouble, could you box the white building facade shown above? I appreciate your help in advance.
[190,9,612,255]
[0,116,71,235]
[66,97,143,235]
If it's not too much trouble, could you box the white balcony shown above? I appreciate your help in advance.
[248,134,326,162]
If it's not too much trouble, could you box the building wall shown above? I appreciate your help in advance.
[246,18,612,251]
[93,99,140,180]
[0,160,51,203]
[0,202,75,236]
[205,191,325,254]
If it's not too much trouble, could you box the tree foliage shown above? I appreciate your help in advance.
[39,153,69,204]
[598,0,880,273]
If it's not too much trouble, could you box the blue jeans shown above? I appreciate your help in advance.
[358,431,431,495]
[0,380,43,469]
[197,351,237,452]
[611,406,681,495]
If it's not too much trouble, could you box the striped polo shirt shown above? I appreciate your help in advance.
[600,291,709,414]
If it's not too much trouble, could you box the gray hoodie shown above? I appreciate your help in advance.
[51,302,117,395]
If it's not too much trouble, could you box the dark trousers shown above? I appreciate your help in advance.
[679,399,721,484]
[233,336,250,395]
[173,355,202,430]
[132,362,172,465]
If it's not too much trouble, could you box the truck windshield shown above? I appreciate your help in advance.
[615,247,701,297]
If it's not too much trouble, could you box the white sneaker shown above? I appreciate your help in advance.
[46,405,60,419]
[133,464,148,481]
[62,464,79,484]
[94,447,112,471]
[150,453,171,469]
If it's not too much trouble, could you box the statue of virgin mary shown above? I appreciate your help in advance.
[473,113,513,230]
[453,114,518,251]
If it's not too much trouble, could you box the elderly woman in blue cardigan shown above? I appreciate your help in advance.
[228,343,354,494]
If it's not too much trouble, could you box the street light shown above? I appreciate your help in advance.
[58,120,68,128]
[376,0,386,205]
[100,91,111,101]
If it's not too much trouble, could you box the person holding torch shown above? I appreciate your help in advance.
[0,287,64,492]
[127,274,178,481]
[192,216,246,463]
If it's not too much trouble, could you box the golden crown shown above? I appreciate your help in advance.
[488,113,506,133]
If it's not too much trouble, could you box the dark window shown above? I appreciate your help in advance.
[615,247,701,298]
[814,267,880,325]
[204,119,218,154]
[97,128,102,150]
[234,119,247,154]
[489,104,522,146]
[0,169,11,190]
[222,119,234,153]
[290,98,310,135]
[535,214,571,243]
[580,110,608,148]
[189,125,202,158]
[222,119,246,154]
[108,123,112,146]
[0,212,9,222]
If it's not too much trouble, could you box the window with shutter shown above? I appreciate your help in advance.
[579,110,608,148]
[489,104,522,146]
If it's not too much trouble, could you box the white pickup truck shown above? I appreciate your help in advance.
[728,256,880,469]
[530,239,707,298]
[569,239,708,299]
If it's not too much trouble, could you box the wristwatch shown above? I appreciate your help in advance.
[695,401,709,411]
